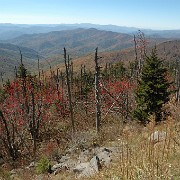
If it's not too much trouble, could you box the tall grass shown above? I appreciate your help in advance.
[84,115,180,180]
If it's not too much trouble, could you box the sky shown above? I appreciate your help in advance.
[0,0,180,30]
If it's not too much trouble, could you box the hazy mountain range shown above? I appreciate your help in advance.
[0,23,180,40]
[0,23,180,81]
[4,28,134,57]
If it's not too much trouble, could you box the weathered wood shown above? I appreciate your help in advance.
[64,48,75,132]
[94,48,101,132]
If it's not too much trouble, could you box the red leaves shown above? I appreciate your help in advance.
[100,79,134,115]
[101,80,132,96]
[0,78,69,135]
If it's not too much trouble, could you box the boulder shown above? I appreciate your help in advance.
[78,149,92,163]
[73,156,100,178]
[51,158,77,173]
[73,162,89,173]
[96,148,112,167]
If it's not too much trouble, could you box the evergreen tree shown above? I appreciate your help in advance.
[18,63,27,78]
[133,48,170,124]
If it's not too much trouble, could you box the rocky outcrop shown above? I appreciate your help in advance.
[50,145,121,178]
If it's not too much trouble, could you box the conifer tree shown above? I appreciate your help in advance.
[133,48,170,123]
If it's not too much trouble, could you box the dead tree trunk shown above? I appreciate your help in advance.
[133,34,138,79]
[37,53,41,82]
[31,89,37,157]
[64,48,75,133]
[175,58,180,103]
[94,48,101,133]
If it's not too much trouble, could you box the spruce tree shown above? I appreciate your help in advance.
[133,48,170,124]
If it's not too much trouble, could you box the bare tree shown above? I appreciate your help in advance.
[94,48,101,132]
[64,48,75,133]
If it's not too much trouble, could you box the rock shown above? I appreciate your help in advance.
[73,156,100,178]
[108,147,121,156]
[89,156,100,172]
[59,155,70,163]
[73,162,90,173]
[78,149,92,163]
[51,163,62,171]
[149,131,167,143]
[52,145,121,177]
[96,148,112,167]
[51,158,77,173]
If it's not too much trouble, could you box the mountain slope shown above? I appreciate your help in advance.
[47,40,180,74]
[0,43,38,81]
[6,28,134,57]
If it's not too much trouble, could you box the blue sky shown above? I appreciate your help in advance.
[0,0,179,30]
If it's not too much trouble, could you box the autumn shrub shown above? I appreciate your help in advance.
[0,75,70,160]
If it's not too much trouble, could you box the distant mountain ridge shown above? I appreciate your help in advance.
[0,23,180,40]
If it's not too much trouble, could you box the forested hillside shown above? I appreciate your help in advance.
[0,43,38,80]
[5,28,134,57]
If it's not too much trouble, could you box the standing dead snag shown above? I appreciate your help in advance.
[64,48,75,133]
[133,31,148,79]
[94,47,101,132]
[175,57,180,103]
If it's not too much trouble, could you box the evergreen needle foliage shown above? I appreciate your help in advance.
[133,48,170,123]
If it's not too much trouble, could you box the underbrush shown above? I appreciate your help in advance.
[0,107,180,179]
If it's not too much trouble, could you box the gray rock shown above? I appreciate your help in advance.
[73,162,90,173]
[59,155,70,163]
[73,156,100,178]
[53,165,68,175]
[51,163,63,171]
[78,149,92,163]
[149,131,167,143]
[52,158,77,173]
[89,155,100,172]
[96,148,112,167]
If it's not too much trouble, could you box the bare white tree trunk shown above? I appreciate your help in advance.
[94,48,101,132]
[64,48,75,133]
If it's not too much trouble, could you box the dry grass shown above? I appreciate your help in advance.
[1,103,180,179]
[84,116,180,180]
